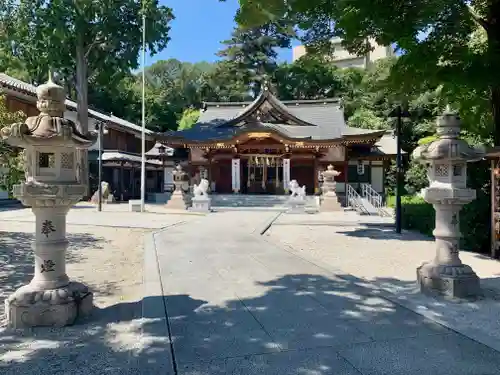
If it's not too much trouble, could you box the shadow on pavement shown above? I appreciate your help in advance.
[0,231,107,307]
[335,226,432,241]
[1,274,500,374]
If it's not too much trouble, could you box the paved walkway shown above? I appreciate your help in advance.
[147,211,500,375]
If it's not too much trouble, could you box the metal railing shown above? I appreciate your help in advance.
[360,183,393,217]
[346,184,369,215]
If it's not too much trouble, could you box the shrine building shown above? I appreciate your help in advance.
[159,87,398,199]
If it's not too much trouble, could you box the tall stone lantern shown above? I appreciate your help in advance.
[165,164,187,209]
[1,76,97,327]
[320,165,343,211]
[412,107,485,298]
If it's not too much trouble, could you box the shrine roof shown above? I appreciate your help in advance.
[162,89,383,144]
[0,73,155,136]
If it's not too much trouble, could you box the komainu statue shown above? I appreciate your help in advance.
[90,181,111,203]
[193,178,209,197]
[289,179,306,199]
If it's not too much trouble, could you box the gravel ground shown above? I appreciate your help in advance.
[0,222,154,374]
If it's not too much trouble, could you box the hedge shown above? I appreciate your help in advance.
[387,193,491,253]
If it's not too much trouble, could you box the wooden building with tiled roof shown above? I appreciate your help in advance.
[160,86,398,196]
[0,73,173,201]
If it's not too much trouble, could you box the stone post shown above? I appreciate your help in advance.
[412,107,485,299]
[320,165,343,211]
[1,76,97,327]
[165,164,187,209]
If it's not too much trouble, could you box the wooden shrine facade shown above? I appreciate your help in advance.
[160,87,398,196]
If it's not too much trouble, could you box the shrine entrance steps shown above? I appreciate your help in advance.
[211,194,318,211]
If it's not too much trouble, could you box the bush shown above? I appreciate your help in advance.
[388,195,435,237]
[387,193,490,253]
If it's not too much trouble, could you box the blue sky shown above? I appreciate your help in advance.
[149,0,296,66]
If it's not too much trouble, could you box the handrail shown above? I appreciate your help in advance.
[360,183,392,216]
[346,184,369,215]
[360,183,383,208]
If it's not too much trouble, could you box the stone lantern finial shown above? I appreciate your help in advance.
[35,73,66,117]
[436,105,461,139]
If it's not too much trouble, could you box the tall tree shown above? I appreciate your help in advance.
[218,20,295,97]
[272,55,345,100]
[236,0,500,144]
[0,96,26,196]
[0,0,173,135]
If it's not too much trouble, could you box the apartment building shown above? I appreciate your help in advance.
[292,37,394,68]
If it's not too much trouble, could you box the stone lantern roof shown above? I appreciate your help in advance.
[412,107,485,163]
[1,75,96,149]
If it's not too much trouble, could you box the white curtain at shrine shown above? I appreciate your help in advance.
[283,158,290,192]
[231,158,240,192]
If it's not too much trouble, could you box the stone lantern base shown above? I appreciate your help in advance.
[165,190,186,210]
[5,282,93,328]
[320,193,342,212]
[417,262,481,299]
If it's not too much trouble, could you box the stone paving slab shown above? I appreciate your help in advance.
[266,211,500,354]
[0,203,200,229]
[149,211,500,375]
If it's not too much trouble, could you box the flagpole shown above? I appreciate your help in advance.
[140,12,146,212]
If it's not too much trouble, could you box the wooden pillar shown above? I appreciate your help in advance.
[491,159,498,259]
[313,154,319,194]
[344,147,349,188]
[131,167,136,198]
[120,161,124,201]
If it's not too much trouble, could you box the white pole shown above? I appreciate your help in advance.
[140,13,146,212]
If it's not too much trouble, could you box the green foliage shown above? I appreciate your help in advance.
[218,20,295,97]
[0,95,26,196]
[404,161,428,195]
[387,195,435,237]
[0,0,174,86]
[236,0,500,143]
[272,55,345,100]
[417,136,438,146]
[178,108,200,131]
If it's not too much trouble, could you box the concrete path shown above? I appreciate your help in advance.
[148,211,500,375]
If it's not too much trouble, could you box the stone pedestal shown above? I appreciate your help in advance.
[321,193,343,211]
[416,199,480,298]
[412,107,485,299]
[1,75,97,327]
[191,196,211,212]
[287,197,306,214]
[165,190,187,210]
[5,202,94,327]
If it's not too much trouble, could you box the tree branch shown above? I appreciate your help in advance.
[467,5,489,31]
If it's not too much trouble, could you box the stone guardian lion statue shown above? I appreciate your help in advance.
[193,178,209,198]
[289,179,306,199]
[90,181,111,203]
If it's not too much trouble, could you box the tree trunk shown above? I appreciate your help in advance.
[75,35,90,197]
[75,39,88,134]
[487,3,500,145]
[492,86,500,146]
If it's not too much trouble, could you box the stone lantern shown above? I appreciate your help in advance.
[165,164,187,209]
[320,165,342,211]
[412,106,485,298]
[1,75,97,327]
